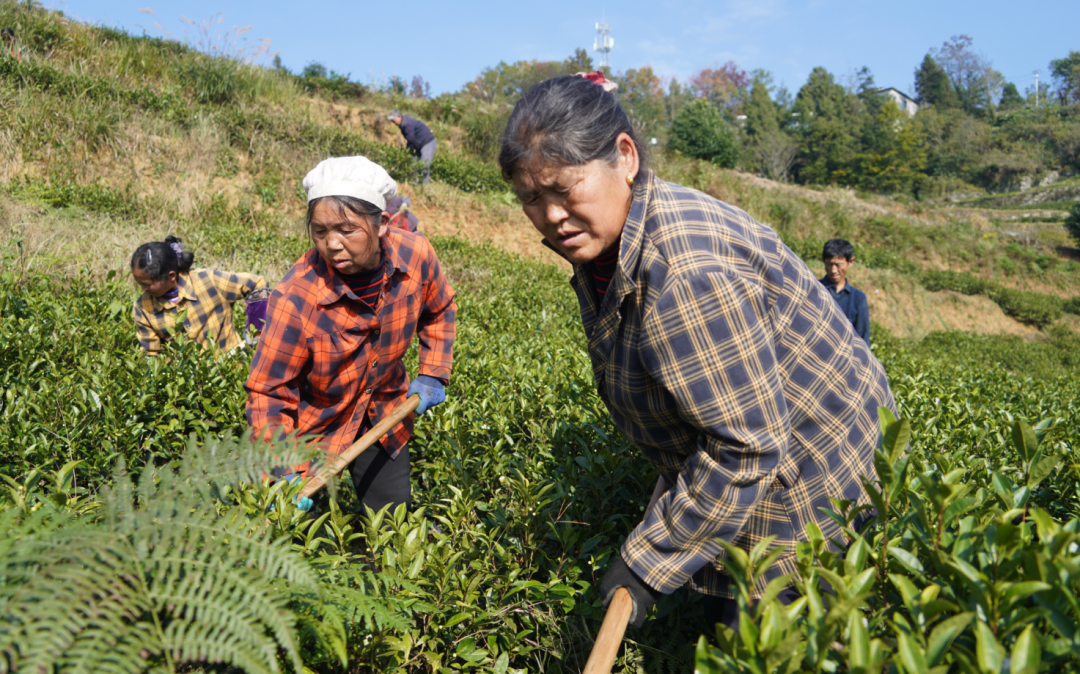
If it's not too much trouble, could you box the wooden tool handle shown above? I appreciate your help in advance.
[582,477,670,674]
[583,587,634,674]
[298,394,421,499]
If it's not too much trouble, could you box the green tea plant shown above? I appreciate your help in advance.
[695,413,1080,674]
[3,230,1080,672]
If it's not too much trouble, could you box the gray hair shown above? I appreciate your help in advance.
[498,75,648,182]
[305,195,382,236]
[387,109,402,121]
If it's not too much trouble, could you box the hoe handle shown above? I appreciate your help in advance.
[582,477,669,674]
[298,394,421,499]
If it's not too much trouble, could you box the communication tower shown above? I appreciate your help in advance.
[594,19,613,69]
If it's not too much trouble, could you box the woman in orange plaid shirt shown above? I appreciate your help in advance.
[245,156,456,515]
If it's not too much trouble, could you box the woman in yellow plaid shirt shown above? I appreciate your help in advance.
[130,235,269,356]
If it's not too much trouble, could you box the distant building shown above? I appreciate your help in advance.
[872,88,919,116]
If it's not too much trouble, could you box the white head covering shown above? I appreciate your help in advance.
[302,156,398,210]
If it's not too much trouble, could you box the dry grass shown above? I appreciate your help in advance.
[851,266,1041,340]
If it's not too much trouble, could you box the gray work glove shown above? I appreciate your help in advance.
[599,553,661,627]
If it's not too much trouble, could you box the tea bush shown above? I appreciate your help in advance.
[919,270,1065,328]
[3,233,1080,672]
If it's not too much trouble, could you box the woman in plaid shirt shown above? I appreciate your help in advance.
[499,74,896,631]
[131,235,269,356]
[245,157,456,515]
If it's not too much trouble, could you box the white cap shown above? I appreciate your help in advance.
[302,156,398,210]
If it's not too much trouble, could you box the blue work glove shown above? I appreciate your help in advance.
[407,375,445,416]
[281,473,313,511]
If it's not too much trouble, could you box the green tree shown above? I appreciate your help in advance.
[743,74,796,181]
[663,78,693,135]
[852,100,926,193]
[668,98,739,167]
[792,66,861,184]
[999,82,1024,109]
[914,54,957,108]
[744,75,780,139]
[1050,50,1080,104]
[462,50,593,104]
[616,66,666,142]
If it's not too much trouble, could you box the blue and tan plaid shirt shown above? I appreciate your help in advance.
[562,172,895,598]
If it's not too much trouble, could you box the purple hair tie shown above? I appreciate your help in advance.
[169,242,184,258]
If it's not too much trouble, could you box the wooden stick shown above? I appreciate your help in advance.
[297,394,420,499]
[583,587,634,674]
[582,476,669,674]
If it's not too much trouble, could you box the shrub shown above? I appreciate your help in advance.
[430,152,507,193]
[461,105,512,162]
[175,53,241,105]
[1064,296,1080,315]
[986,285,1064,328]
[920,269,989,295]
[1065,201,1080,246]
[668,99,739,168]
[300,64,366,102]
[919,270,1064,328]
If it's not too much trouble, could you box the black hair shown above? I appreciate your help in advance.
[1,28,14,40]
[305,195,383,235]
[822,238,855,261]
[498,75,649,183]
[130,235,194,281]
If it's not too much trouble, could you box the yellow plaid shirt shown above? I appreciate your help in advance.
[133,268,268,355]
[561,171,896,599]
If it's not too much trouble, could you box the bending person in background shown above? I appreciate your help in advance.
[388,110,436,185]
[498,73,895,632]
[386,195,419,232]
[131,235,269,356]
[820,238,870,346]
[245,156,456,514]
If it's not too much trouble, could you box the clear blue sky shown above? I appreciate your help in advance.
[62,0,1077,99]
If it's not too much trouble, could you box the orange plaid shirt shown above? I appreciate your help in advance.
[245,229,456,469]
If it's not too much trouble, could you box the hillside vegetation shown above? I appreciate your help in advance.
[3,4,1080,673]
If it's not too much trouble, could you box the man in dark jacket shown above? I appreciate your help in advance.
[388,110,436,185]
[821,238,870,345]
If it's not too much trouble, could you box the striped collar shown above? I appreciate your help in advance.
[147,274,196,312]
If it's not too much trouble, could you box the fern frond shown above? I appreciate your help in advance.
[0,437,345,674]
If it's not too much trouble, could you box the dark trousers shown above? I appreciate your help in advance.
[348,444,411,515]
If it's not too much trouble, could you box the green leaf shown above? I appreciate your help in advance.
[888,547,925,575]
[975,621,1005,674]
[882,417,912,464]
[445,612,471,628]
[847,611,869,667]
[1028,453,1063,489]
[1003,581,1051,605]
[878,406,898,434]
[1010,624,1041,674]
[926,612,973,666]
[895,629,928,674]
[1011,420,1038,464]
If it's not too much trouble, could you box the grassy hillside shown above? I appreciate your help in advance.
[2,4,1079,347]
